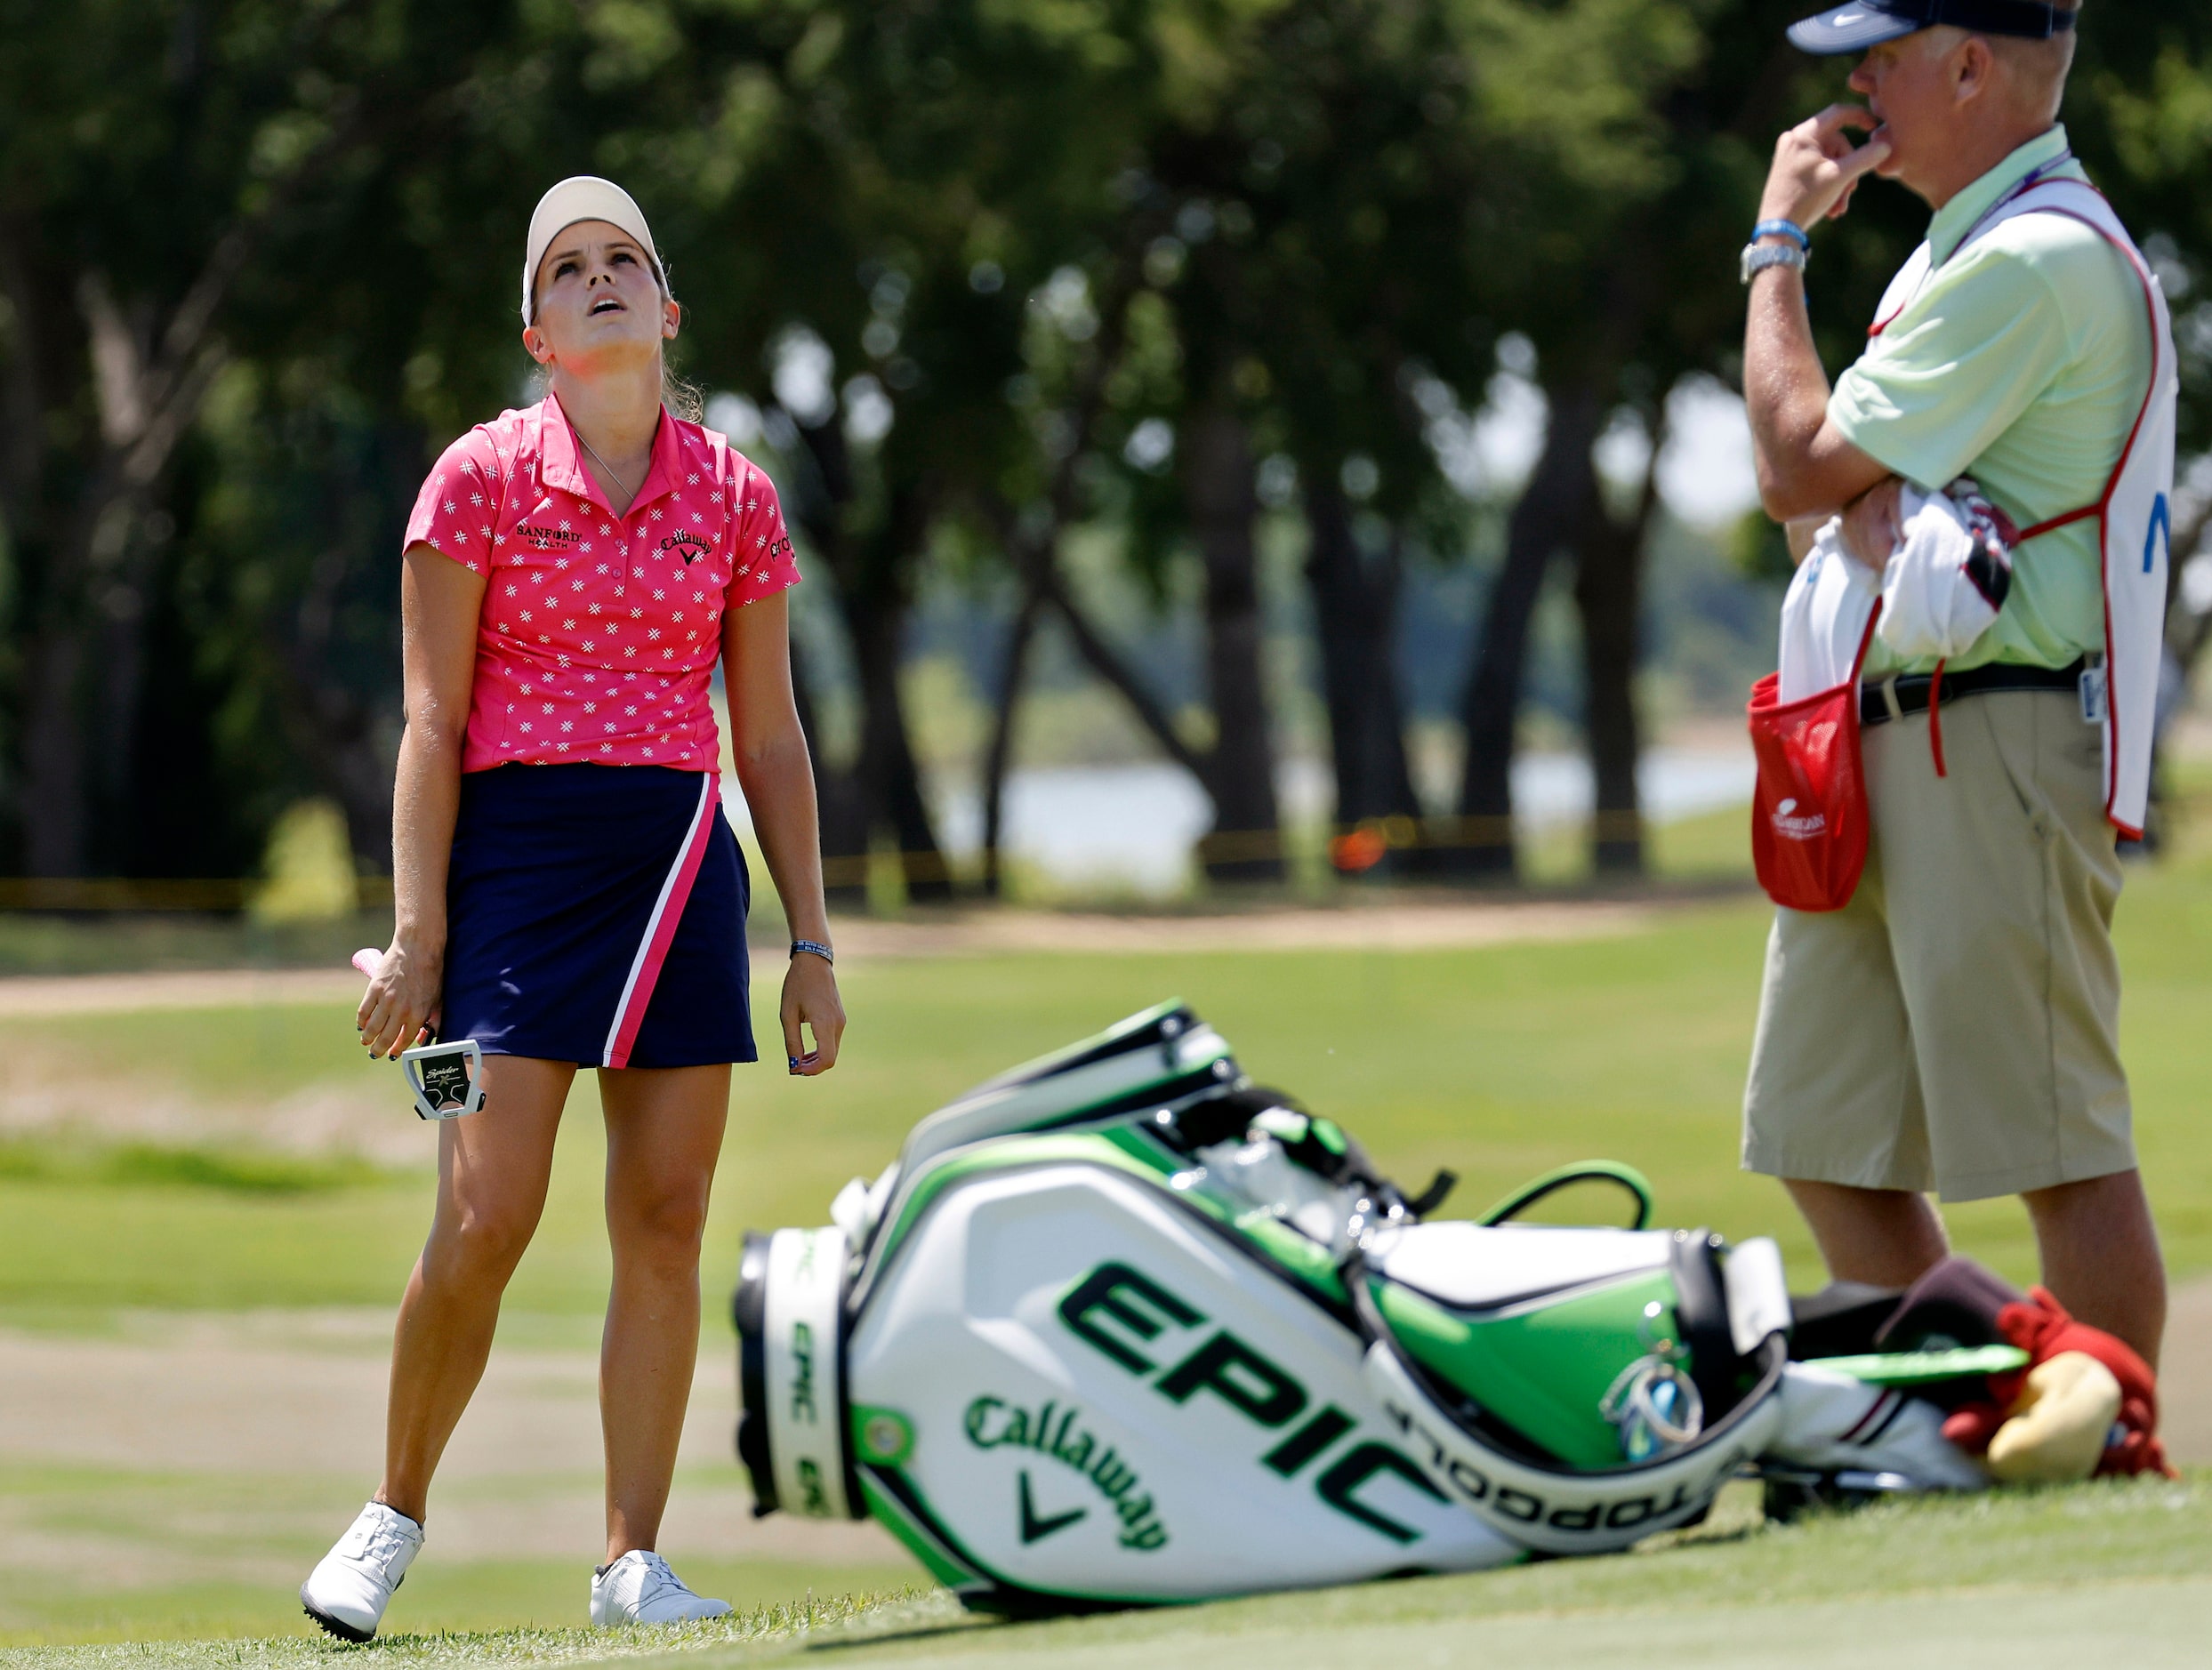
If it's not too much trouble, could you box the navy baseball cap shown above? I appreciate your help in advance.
[1787,0,2076,56]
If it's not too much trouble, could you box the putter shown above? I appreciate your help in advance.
[352,949,488,1120]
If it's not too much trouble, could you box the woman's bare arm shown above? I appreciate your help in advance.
[724,591,844,1074]
[358,545,486,1059]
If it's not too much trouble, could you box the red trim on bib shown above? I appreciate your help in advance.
[1993,204,2162,835]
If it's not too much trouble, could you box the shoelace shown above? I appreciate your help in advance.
[345,1514,415,1578]
[625,1552,685,1610]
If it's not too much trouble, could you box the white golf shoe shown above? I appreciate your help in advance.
[300,1500,423,1642]
[589,1549,732,1626]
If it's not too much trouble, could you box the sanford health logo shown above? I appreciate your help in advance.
[1768,796,1826,841]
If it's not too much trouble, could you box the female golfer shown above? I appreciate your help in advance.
[300,177,844,1638]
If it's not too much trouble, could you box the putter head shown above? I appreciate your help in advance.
[399,1038,487,1120]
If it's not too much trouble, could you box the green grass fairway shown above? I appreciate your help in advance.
[7,863,2212,1330]
[2,1480,2203,1667]
[7,843,2212,1657]
[0,1453,919,1647]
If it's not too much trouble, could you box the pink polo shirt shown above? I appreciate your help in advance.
[403,397,800,773]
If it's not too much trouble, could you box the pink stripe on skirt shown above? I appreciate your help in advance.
[602,773,721,1068]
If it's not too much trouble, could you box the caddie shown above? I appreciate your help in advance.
[1739,0,2173,1367]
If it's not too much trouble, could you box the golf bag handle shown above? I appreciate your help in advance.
[1476,1161,1653,1231]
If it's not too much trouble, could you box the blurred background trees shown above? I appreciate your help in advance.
[2,0,2207,900]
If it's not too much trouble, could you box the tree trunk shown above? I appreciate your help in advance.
[781,418,951,907]
[785,637,871,907]
[1444,377,1608,881]
[1573,491,1650,876]
[1044,576,1213,785]
[4,239,101,879]
[26,495,164,879]
[1303,478,1420,875]
[0,79,370,878]
[20,630,89,878]
[847,582,952,904]
[979,575,1046,897]
[1184,404,1280,882]
[777,422,869,907]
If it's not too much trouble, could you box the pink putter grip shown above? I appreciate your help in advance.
[352,948,382,978]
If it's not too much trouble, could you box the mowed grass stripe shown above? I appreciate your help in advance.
[8,871,2212,1324]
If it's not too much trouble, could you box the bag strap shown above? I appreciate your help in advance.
[1928,660,1949,778]
[1848,598,1885,686]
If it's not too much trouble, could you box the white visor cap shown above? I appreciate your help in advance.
[521,176,665,324]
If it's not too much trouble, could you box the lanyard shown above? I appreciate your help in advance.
[1870,153,2079,338]
[1943,152,2077,268]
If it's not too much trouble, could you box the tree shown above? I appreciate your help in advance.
[583,0,1168,903]
[1434,0,1722,880]
[0,0,543,877]
[12,0,2202,903]
[984,0,1507,884]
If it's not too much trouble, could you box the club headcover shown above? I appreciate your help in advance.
[1939,1287,2174,1480]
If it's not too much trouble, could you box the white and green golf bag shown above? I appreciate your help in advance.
[734,1003,1992,1612]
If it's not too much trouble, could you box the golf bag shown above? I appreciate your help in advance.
[733,1003,1999,1612]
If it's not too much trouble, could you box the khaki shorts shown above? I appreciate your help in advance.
[1741,686,2133,1202]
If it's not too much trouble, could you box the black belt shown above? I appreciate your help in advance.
[1860,659,2085,728]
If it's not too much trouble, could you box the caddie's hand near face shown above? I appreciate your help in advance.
[1759,105,1894,232]
[782,951,845,1077]
[358,941,440,1061]
[1841,477,1904,573]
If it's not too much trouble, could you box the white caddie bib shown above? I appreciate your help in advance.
[1868,174,2178,836]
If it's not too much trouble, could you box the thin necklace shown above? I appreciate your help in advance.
[575,428,640,503]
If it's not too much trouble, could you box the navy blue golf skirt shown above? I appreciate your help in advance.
[441,764,754,1069]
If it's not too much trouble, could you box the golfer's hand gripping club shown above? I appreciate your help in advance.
[353,944,439,1060]
[353,946,486,1120]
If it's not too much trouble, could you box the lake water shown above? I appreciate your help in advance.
[728,746,1757,895]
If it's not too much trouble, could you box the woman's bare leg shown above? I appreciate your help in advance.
[597,1063,730,1562]
[377,1055,575,1522]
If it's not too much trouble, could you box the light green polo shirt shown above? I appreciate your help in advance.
[1830,125,2152,677]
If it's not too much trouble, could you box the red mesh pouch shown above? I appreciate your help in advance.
[1748,608,1879,913]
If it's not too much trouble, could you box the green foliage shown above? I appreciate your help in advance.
[2,2,2208,879]
[1729,506,1794,582]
